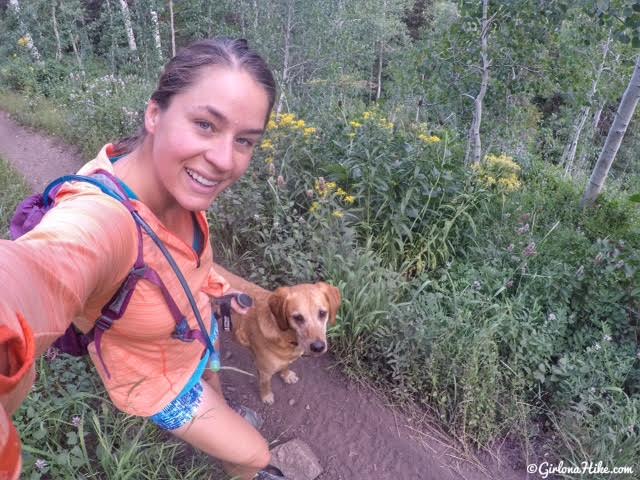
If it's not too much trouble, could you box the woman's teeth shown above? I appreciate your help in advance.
[186,168,217,187]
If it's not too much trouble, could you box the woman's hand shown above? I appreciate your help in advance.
[227,290,252,315]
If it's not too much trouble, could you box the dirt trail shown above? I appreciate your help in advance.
[0,110,528,480]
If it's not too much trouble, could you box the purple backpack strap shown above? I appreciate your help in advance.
[86,170,210,377]
[11,169,212,377]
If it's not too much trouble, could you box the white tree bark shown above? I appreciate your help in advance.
[581,55,640,208]
[562,35,611,176]
[275,0,294,116]
[376,40,384,101]
[9,0,42,62]
[169,0,176,57]
[562,108,589,176]
[118,0,137,52]
[465,0,490,165]
[51,2,62,60]
[150,10,162,61]
[592,106,603,131]
[70,33,83,69]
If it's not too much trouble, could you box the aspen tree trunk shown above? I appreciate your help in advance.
[562,35,610,176]
[169,0,176,57]
[118,0,137,52]
[562,108,589,176]
[52,2,62,60]
[253,0,259,32]
[70,34,83,69]
[592,106,603,131]
[581,55,640,208]
[376,40,384,101]
[465,0,490,165]
[150,10,162,61]
[275,0,294,116]
[8,0,42,62]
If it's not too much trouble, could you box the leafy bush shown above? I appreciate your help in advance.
[15,355,218,480]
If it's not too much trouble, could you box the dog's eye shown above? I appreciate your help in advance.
[318,309,328,320]
[292,314,305,324]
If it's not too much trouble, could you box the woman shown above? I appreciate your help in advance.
[0,38,285,480]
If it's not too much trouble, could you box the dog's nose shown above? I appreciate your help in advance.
[310,341,326,353]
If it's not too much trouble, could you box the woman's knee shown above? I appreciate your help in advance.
[243,437,271,470]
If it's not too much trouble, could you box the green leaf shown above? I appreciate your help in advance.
[596,0,610,13]
[628,193,640,202]
[617,32,631,43]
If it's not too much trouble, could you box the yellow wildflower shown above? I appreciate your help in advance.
[347,132,356,139]
[309,202,320,214]
[362,111,373,120]
[344,195,355,204]
[314,178,327,196]
[279,113,296,127]
[295,119,306,129]
[349,121,362,129]
[332,210,345,218]
[336,188,348,198]
[267,119,277,130]
[418,134,441,144]
[260,139,274,150]
[265,156,274,164]
[17,36,29,47]
[303,127,317,137]
[325,182,337,192]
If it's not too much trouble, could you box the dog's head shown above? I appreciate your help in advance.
[268,282,341,355]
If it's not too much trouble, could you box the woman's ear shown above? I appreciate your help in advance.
[144,100,161,135]
[268,288,290,331]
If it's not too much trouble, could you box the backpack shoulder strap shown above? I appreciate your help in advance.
[54,170,216,377]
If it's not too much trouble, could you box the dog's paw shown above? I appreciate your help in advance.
[280,369,299,384]
[261,392,275,405]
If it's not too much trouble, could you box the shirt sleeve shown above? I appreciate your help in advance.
[0,187,138,414]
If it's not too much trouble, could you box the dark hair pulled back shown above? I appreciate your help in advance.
[114,37,276,155]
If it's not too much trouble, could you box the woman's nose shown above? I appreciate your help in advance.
[203,137,234,172]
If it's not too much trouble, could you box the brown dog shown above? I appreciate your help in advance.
[213,264,341,404]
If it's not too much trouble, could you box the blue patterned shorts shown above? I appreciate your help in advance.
[149,316,219,431]
[149,381,204,430]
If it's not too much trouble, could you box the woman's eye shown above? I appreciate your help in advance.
[196,120,212,131]
[236,138,254,148]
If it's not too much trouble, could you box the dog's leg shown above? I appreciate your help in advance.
[258,369,275,405]
[279,368,299,384]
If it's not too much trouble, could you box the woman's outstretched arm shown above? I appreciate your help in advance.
[0,186,138,414]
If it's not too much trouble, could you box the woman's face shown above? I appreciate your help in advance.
[144,66,270,213]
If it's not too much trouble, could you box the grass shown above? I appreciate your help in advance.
[0,154,30,238]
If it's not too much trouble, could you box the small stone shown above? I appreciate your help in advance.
[270,439,323,480]
[288,398,296,406]
[305,404,310,410]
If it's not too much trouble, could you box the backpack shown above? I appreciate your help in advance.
[9,169,215,378]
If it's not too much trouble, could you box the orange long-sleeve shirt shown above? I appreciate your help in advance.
[0,144,229,419]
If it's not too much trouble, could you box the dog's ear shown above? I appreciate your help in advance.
[269,288,290,331]
[319,282,341,325]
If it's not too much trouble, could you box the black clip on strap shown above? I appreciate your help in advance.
[215,293,253,332]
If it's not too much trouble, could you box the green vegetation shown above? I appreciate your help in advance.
[0,155,29,238]
[2,0,640,477]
